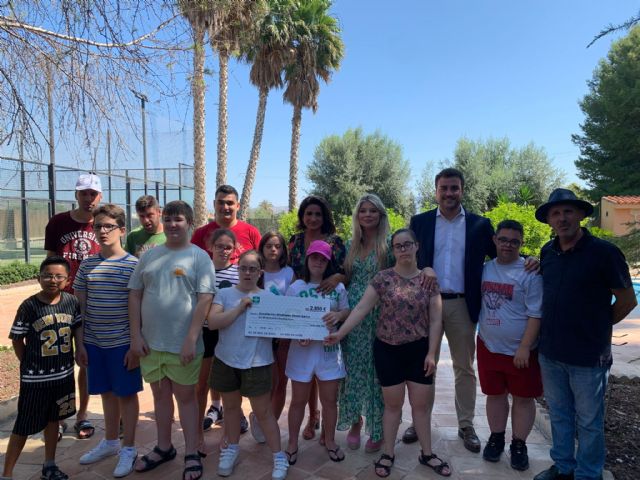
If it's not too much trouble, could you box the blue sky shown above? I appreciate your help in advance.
[198,0,637,208]
[12,1,638,210]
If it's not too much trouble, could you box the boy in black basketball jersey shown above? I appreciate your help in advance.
[1,257,82,480]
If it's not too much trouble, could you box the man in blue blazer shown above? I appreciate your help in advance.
[407,167,496,453]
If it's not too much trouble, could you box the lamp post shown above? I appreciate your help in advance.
[131,90,149,193]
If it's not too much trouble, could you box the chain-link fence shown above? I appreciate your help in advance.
[0,156,194,264]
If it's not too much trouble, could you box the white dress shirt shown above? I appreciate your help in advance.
[433,206,466,293]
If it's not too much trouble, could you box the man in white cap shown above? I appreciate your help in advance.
[44,172,103,440]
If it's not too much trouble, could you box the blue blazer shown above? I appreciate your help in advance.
[409,208,496,323]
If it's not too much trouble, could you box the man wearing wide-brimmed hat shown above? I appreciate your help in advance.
[533,188,637,480]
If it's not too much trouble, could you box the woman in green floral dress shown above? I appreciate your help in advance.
[338,194,394,452]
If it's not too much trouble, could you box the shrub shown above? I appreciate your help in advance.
[277,211,299,241]
[484,202,552,256]
[0,262,39,285]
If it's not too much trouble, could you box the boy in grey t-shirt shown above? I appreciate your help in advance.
[477,220,543,472]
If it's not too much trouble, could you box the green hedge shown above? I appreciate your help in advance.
[0,262,39,285]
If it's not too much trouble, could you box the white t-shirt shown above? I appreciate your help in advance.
[264,266,294,296]
[128,244,216,354]
[213,287,274,369]
[478,257,543,356]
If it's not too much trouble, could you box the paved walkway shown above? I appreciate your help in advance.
[2,283,635,479]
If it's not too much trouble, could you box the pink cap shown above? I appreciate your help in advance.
[306,240,332,261]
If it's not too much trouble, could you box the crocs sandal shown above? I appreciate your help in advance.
[374,453,394,478]
[135,445,177,472]
[183,453,203,480]
[73,420,94,439]
[418,451,451,477]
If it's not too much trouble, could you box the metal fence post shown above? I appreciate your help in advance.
[20,162,31,263]
[163,169,167,206]
[125,170,132,232]
[155,181,160,202]
[48,163,56,217]
[178,164,183,201]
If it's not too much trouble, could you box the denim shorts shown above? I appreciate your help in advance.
[86,343,143,397]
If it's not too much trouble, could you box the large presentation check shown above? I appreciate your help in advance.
[245,294,331,340]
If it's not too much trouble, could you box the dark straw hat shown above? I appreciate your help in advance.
[535,188,594,223]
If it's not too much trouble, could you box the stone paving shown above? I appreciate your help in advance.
[2,282,635,479]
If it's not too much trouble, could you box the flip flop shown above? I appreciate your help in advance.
[327,446,345,462]
[73,420,94,439]
[285,448,298,465]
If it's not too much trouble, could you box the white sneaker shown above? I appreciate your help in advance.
[217,446,240,477]
[249,412,266,444]
[79,439,120,465]
[113,446,137,477]
[272,452,289,480]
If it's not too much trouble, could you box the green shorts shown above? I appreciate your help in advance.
[140,350,203,385]
[210,356,272,397]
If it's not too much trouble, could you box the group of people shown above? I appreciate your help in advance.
[2,168,636,480]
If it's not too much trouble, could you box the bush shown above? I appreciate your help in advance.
[277,211,299,241]
[0,262,39,285]
[484,202,552,256]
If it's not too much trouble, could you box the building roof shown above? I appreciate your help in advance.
[602,195,640,205]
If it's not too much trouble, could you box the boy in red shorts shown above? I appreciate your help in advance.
[477,220,543,472]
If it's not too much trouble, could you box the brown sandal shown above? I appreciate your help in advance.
[302,410,319,440]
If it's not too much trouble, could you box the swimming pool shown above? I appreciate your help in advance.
[634,280,640,302]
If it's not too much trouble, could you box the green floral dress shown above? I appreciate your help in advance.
[337,240,393,441]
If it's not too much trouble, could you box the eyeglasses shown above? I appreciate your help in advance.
[214,245,234,252]
[40,274,68,282]
[238,266,260,273]
[93,223,120,233]
[392,241,415,251]
[496,237,522,247]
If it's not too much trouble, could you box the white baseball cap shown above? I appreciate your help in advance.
[75,173,102,193]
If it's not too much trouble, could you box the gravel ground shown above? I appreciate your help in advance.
[605,376,640,480]
[0,348,20,403]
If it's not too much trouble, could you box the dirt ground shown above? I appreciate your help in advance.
[0,348,20,403]
[605,376,640,480]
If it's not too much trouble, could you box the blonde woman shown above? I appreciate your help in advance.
[337,194,393,453]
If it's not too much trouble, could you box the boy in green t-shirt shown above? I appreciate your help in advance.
[125,195,165,257]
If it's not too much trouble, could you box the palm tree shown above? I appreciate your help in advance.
[209,0,259,187]
[238,0,292,218]
[180,0,210,227]
[283,0,344,211]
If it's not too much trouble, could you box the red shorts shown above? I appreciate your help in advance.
[477,336,543,398]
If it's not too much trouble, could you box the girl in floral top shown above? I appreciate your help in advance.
[325,229,451,478]
[287,195,346,442]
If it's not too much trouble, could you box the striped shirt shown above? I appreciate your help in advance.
[73,253,138,348]
[216,264,239,290]
[10,292,81,387]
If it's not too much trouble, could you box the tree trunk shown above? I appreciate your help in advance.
[192,24,207,227]
[217,51,229,187]
[239,86,269,220]
[289,104,302,212]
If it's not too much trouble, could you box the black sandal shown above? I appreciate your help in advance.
[418,451,451,477]
[135,445,177,472]
[41,464,68,479]
[183,453,203,480]
[285,448,298,465]
[374,453,395,478]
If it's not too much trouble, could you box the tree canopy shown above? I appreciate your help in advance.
[452,137,565,213]
[307,128,413,218]
[573,25,640,201]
